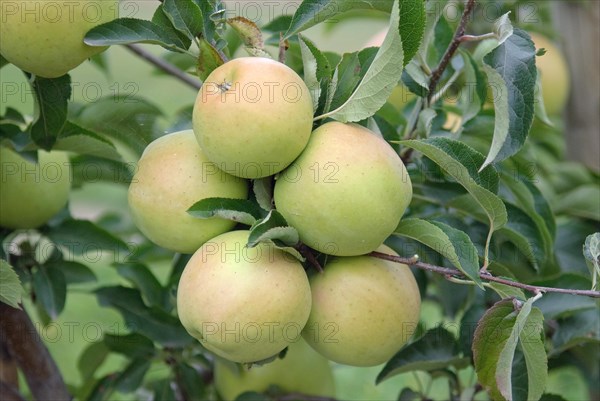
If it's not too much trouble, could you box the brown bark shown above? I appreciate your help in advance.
[0,303,70,401]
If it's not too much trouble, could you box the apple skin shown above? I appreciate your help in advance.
[214,338,336,400]
[176,230,312,364]
[0,0,118,78]
[192,57,314,179]
[529,32,570,116]
[0,147,71,229]
[273,122,412,256]
[128,130,249,254]
[302,245,421,367]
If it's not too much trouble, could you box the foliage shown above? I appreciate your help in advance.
[0,0,598,400]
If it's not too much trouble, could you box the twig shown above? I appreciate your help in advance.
[277,393,338,401]
[0,303,70,401]
[369,252,600,299]
[427,0,476,103]
[296,243,323,273]
[124,44,202,90]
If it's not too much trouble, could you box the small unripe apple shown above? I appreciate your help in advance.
[302,246,421,367]
[177,230,312,363]
[273,122,412,256]
[0,147,71,229]
[214,338,336,400]
[192,57,314,179]
[0,0,118,78]
[128,130,248,254]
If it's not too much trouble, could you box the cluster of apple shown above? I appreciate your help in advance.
[128,56,420,375]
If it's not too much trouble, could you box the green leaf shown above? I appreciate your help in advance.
[175,363,205,398]
[0,260,24,309]
[315,0,404,122]
[518,308,547,401]
[554,184,600,221]
[500,202,546,270]
[583,233,600,290]
[87,373,118,401]
[298,34,332,113]
[481,29,537,168]
[247,210,299,248]
[493,12,514,44]
[253,177,274,211]
[550,308,600,355]
[95,286,192,347]
[285,0,391,38]
[187,198,264,226]
[377,327,469,384]
[84,18,189,51]
[151,4,192,50]
[44,261,96,284]
[400,138,507,231]
[115,263,165,308]
[495,297,540,401]
[32,266,66,319]
[402,60,429,98]
[78,341,109,381]
[46,219,130,256]
[533,69,553,126]
[30,75,71,150]
[74,96,162,156]
[459,50,486,125]
[163,0,204,40]
[285,0,425,64]
[103,333,156,358]
[50,121,122,161]
[488,282,526,300]
[70,154,134,186]
[198,38,225,81]
[472,298,516,401]
[394,218,482,287]
[0,54,8,69]
[114,358,152,393]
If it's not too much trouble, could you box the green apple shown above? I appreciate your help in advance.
[177,230,312,363]
[302,246,421,367]
[214,338,336,400]
[530,32,570,116]
[192,57,314,179]
[0,146,71,229]
[273,122,412,256]
[0,0,118,78]
[128,130,249,254]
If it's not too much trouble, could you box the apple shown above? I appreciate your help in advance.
[214,337,336,400]
[127,130,249,254]
[273,122,412,256]
[176,230,312,363]
[0,0,118,78]
[530,32,570,116]
[302,245,421,367]
[192,57,314,179]
[0,147,71,229]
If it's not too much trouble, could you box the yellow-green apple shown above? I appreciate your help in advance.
[0,146,71,229]
[0,0,118,78]
[214,338,336,400]
[127,130,248,254]
[530,32,570,115]
[177,230,312,363]
[192,57,314,179]
[302,245,420,366]
[273,122,412,256]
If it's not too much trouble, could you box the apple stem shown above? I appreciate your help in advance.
[296,243,323,273]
